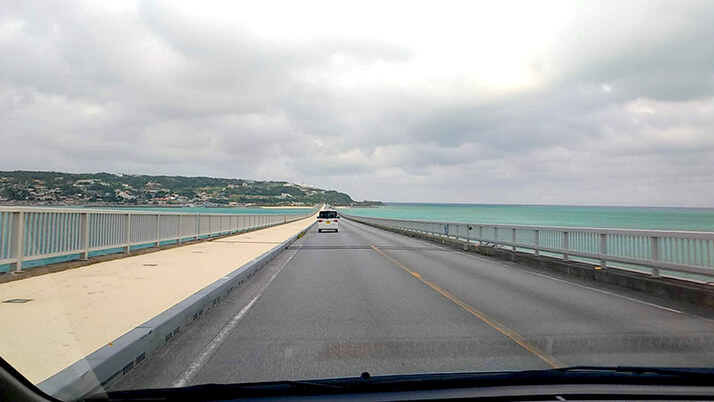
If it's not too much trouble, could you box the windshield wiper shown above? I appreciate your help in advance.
[91,368,714,401]
[554,366,714,378]
[89,376,363,401]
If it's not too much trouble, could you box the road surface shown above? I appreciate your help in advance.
[112,218,714,390]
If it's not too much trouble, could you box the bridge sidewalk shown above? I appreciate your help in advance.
[0,214,317,384]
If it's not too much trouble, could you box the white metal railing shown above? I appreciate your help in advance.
[342,213,714,279]
[0,207,317,272]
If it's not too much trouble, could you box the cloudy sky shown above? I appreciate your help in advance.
[1,0,713,206]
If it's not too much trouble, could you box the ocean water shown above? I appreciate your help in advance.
[341,203,714,232]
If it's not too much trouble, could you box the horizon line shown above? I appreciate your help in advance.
[371,201,714,210]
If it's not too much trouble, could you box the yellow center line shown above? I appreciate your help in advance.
[370,244,564,369]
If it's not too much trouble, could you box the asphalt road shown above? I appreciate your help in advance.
[112,218,714,390]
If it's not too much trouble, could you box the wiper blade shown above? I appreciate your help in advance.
[89,380,347,400]
[555,366,714,377]
[93,368,714,401]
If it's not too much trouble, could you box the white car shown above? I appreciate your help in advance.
[317,210,339,232]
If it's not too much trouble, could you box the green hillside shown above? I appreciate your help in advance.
[0,171,356,206]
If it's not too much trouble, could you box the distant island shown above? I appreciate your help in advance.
[0,171,384,208]
[350,200,384,207]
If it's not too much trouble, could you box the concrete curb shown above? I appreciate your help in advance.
[37,222,315,400]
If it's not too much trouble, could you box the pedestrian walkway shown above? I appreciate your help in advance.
[0,214,317,384]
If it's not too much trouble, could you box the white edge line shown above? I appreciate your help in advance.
[172,243,303,387]
[411,236,449,251]
[525,270,687,315]
[347,219,450,251]
[354,219,713,321]
[446,239,714,319]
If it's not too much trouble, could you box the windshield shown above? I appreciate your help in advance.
[2,0,714,400]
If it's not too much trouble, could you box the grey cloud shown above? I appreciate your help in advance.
[545,0,714,101]
[1,0,714,206]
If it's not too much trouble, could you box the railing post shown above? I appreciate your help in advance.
[284,214,287,224]
[80,212,89,260]
[177,215,182,244]
[155,214,160,247]
[534,230,540,256]
[563,231,569,261]
[599,233,607,268]
[650,236,661,278]
[478,226,483,245]
[124,213,131,253]
[195,214,200,240]
[511,228,517,251]
[494,227,498,247]
[208,215,212,236]
[10,211,24,272]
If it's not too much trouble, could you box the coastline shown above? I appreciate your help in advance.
[259,206,315,209]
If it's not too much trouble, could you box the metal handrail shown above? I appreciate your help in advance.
[0,207,318,272]
[0,206,316,217]
[341,213,714,279]
[343,214,714,240]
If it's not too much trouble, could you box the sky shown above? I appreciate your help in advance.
[1,0,713,206]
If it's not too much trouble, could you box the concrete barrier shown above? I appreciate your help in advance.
[353,219,714,311]
[37,222,315,400]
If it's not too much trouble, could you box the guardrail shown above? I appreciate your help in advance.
[0,207,317,272]
[342,213,714,279]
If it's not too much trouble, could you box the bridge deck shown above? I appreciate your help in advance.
[0,214,317,383]
[111,218,714,390]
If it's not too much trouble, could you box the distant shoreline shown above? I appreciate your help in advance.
[259,206,315,209]
[0,202,318,209]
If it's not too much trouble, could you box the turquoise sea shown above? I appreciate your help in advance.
[341,203,714,232]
